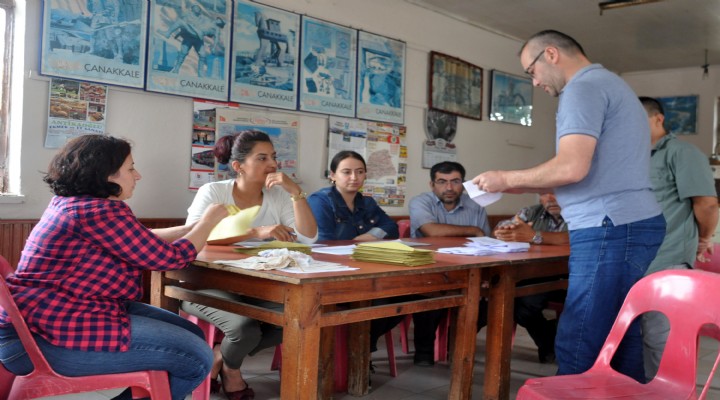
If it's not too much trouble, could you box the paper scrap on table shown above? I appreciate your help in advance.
[463,180,502,207]
[207,205,260,242]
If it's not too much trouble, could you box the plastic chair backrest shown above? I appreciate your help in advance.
[0,254,171,399]
[694,243,720,274]
[592,269,720,398]
[397,219,411,238]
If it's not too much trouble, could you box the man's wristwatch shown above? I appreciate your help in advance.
[531,231,543,245]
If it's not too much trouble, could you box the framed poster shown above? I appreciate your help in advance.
[40,0,148,88]
[229,0,300,110]
[299,16,357,117]
[656,95,699,135]
[356,31,405,124]
[429,51,483,120]
[489,70,533,126]
[146,0,231,101]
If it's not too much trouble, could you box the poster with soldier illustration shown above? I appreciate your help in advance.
[146,0,231,100]
[40,0,148,88]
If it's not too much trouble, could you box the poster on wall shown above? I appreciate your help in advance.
[40,0,148,88]
[146,0,231,101]
[215,108,300,181]
[422,109,457,168]
[356,31,405,124]
[656,95,699,135]
[229,0,300,110]
[298,16,357,117]
[327,117,406,206]
[45,78,108,148]
[189,99,240,190]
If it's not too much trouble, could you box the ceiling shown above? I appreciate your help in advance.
[406,0,720,74]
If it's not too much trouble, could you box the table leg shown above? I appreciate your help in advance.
[280,284,322,400]
[347,319,370,396]
[483,266,516,400]
[448,268,482,399]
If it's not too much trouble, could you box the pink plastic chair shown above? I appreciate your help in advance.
[397,219,411,238]
[0,255,171,400]
[179,310,218,400]
[517,269,720,400]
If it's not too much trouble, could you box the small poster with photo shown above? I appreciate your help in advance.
[45,78,108,148]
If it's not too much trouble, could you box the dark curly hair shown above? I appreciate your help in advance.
[214,130,272,177]
[43,134,132,198]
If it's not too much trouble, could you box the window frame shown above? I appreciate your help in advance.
[0,0,14,193]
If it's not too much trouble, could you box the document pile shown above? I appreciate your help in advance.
[217,248,357,274]
[352,241,435,266]
[234,240,312,255]
[437,237,530,256]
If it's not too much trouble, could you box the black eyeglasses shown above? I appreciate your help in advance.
[434,178,463,186]
[524,49,545,78]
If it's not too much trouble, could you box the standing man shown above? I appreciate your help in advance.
[472,30,665,382]
[639,96,718,380]
[408,161,490,366]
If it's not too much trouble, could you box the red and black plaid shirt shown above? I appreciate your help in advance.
[0,196,196,352]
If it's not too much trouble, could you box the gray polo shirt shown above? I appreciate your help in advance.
[408,192,490,238]
[647,134,716,273]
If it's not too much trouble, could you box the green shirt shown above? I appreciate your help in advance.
[648,134,716,274]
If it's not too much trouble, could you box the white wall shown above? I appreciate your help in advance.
[4,0,561,219]
[622,65,720,155]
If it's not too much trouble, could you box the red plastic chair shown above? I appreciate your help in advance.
[179,310,218,400]
[397,219,411,238]
[517,269,720,400]
[695,243,720,273]
[0,255,171,399]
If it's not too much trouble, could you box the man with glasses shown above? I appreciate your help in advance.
[406,161,490,366]
[471,30,665,382]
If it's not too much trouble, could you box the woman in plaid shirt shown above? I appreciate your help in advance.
[0,134,228,400]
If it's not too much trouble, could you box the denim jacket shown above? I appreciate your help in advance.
[307,186,399,241]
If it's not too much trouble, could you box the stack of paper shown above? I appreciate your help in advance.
[437,236,530,256]
[234,240,312,255]
[351,241,435,266]
[207,205,261,244]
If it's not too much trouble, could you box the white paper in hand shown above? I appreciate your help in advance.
[463,180,502,207]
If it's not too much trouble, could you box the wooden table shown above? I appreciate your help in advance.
[150,237,569,400]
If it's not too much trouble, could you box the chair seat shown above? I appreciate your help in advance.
[519,372,691,399]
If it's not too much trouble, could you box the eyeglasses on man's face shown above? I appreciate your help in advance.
[524,49,545,78]
[434,178,463,186]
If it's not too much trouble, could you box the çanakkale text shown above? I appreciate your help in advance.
[85,64,139,78]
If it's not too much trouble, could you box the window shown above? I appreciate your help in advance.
[0,0,13,193]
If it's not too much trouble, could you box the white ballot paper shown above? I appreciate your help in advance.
[463,180,503,207]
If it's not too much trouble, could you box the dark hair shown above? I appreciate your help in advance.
[329,150,366,173]
[430,161,465,181]
[520,30,586,57]
[214,130,272,177]
[43,134,131,198]
[639,96,665,116]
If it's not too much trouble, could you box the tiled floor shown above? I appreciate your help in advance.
[38,322,720,399]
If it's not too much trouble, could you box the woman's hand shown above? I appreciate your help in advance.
[199,203,230,227]
[353,233,379,242]
[251,224,296,242]
[265,172,302,195]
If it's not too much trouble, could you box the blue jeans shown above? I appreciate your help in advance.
[0,302,213,400]
[555,214,665,382]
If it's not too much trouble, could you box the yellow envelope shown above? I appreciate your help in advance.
[207,205,261,243]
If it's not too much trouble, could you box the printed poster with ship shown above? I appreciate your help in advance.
[230,0,300,110]
[364,122,407,207]
[40,0,148,88]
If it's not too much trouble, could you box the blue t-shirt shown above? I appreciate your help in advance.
[554,64,661,229]
[307,186,399,241]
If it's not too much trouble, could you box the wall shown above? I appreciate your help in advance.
[622,65,720,154]
[3,0,561,220]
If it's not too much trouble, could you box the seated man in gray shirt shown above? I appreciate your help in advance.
[409,162,558,364]
[409,161,490,366]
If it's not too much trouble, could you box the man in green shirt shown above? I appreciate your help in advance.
[640,96,718,380]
